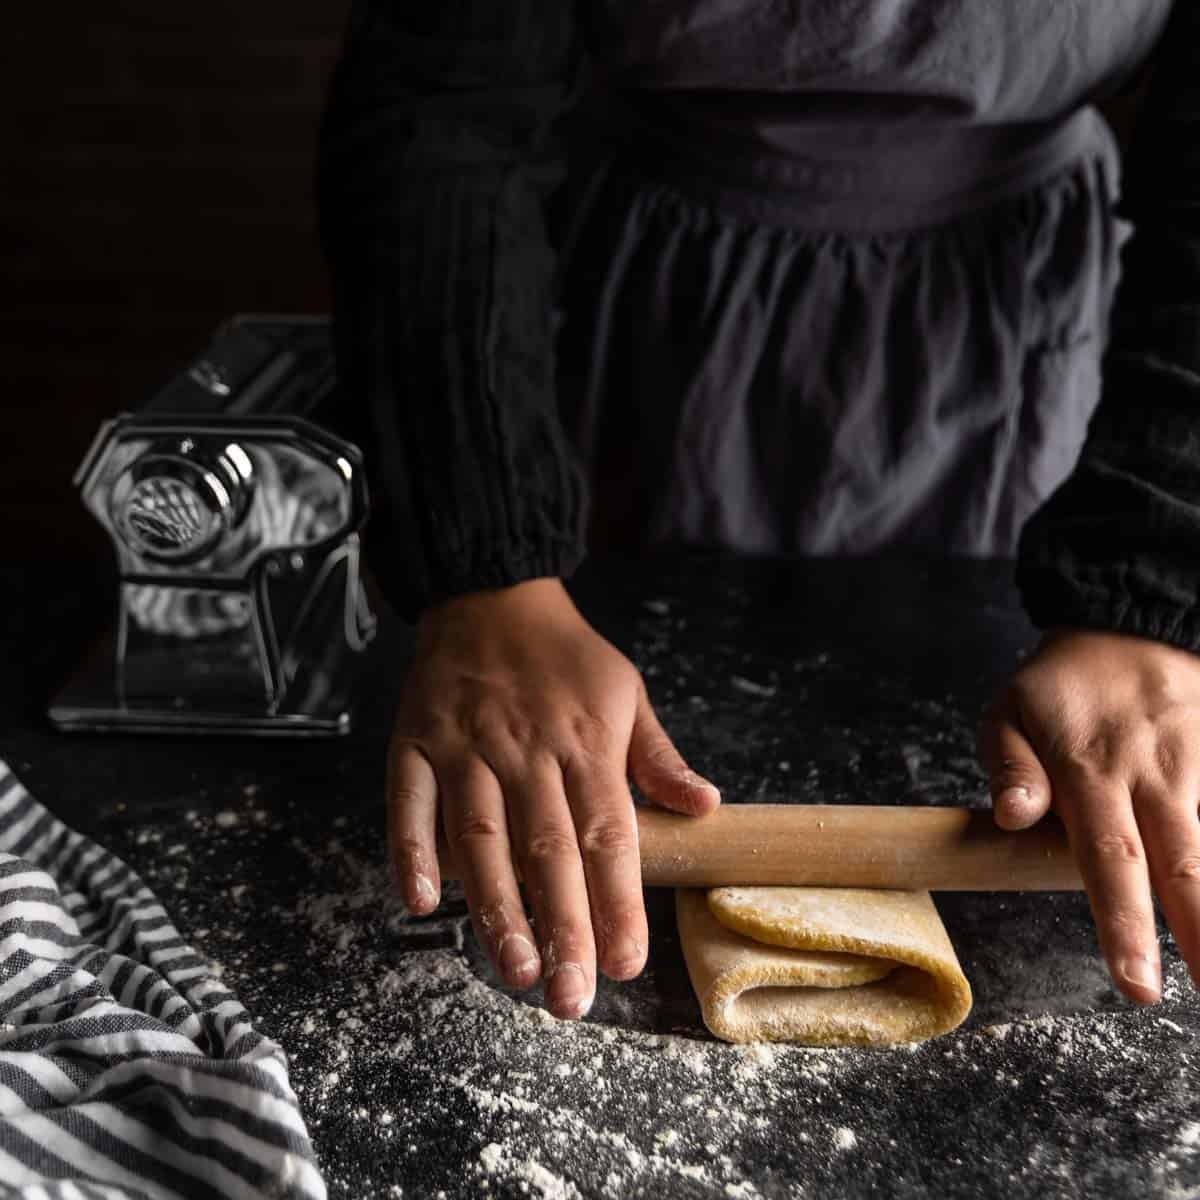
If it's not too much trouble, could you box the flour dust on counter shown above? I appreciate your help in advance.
[624,595,991,812]
[103,774,1200,1200]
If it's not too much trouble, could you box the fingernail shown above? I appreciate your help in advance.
[996,786,1035,820]
[547,962,592,1019]
[408,873,438,913]
[997,785,1030,807]
[499,934,540,985]
[606,933,645,978]
[1120,954,1161,999]
[684,771,721,803]
[995,786,1037,827]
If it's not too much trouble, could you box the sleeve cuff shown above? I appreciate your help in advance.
[1015,561,1200,656]
[368,531,587,624]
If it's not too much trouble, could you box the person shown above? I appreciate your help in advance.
[317,2,1200,1022]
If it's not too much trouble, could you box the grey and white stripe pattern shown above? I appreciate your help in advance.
[0,761,325,1200]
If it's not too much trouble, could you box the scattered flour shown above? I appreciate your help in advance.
[730,676,777,699]
[113,724,1200,1200]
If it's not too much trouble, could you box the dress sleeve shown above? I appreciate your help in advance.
[316,1,588,622]
[1014,3,1200,651]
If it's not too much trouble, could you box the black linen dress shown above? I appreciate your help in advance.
[319,2,1200,654]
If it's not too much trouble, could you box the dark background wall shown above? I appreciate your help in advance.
[6,4,350,560]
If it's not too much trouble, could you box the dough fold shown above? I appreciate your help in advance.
[676,886,972,1046]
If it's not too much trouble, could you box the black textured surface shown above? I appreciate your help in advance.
[3,553,1199,1199]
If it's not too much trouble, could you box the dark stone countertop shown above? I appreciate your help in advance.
[3,553,1198,1200]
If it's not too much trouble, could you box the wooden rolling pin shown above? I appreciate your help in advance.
[436,804,1084,891]
[636,804,1080,890]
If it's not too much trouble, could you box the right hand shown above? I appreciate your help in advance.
[386,577,720,1020]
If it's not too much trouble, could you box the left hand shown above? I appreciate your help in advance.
[977,626,1200,1004]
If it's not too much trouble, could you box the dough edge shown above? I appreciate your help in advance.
[676,888,972,1047]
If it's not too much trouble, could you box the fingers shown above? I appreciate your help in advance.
[1054,769,1161,1004]
[562,757,648,981]
[386,743,441,915]
[501,757,597,1021]
[977,696,1053,830]
[441,756,542,992]
[629,687,721,815]
[398,606,719,1021]
[1134,781,1200,986]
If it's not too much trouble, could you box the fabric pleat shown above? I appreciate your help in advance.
[557,106,1130,558]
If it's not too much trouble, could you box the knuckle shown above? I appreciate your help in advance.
[389,736,435,774]
[1138,661,1178,710]
[501,712,539,748]
[568,709,618,750]
[463,704,510,746]
[416,709,455,744]
[1059,734,1121,777]
[523,826,578,863]
[1151,731,1187,786]
[1053,750,1108,784]
[578,819,636,858]
[1040,710,1123,776]
[467,705,554,756]
[450,813,504,845]
[645,737,682,772]
[389,785,428,810]
[569,742,615,777]
[1166,854,1200,884]
[1087,832,1144,866]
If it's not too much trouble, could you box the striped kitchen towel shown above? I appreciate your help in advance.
[0,761,325,1200]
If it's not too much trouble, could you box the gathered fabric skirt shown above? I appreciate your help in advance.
[550,94,1131,558]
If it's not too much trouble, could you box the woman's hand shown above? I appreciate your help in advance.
[386,578,720,1020]
[978,627,1200,1004]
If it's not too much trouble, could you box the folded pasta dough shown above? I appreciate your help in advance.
[676,886,972,1046]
